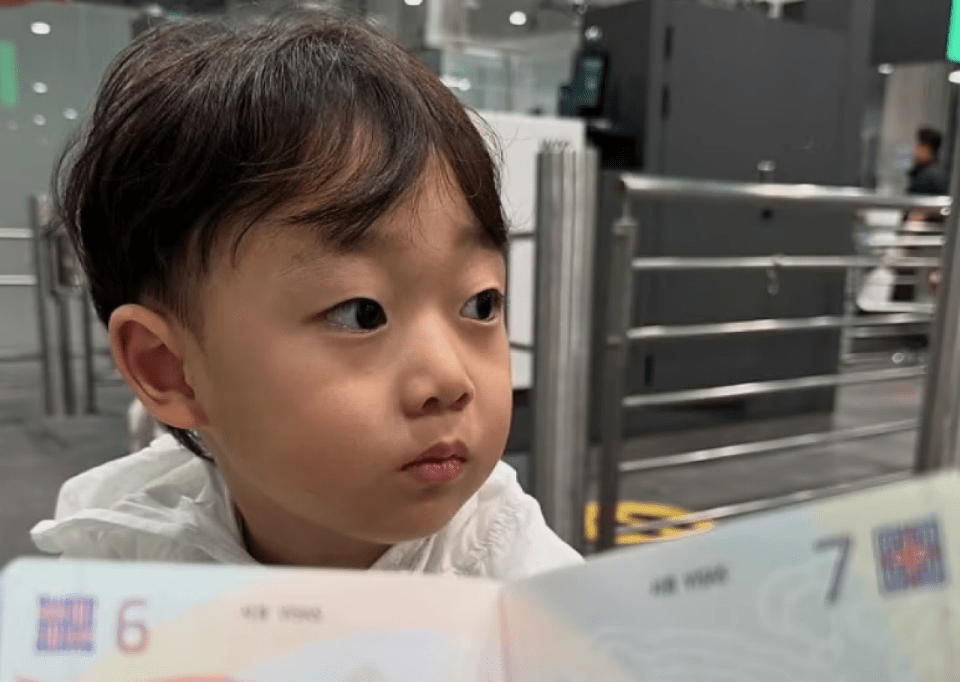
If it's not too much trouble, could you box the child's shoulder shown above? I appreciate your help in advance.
[54,435,203,517]
[465,461,583,577]
[31,436,247,563]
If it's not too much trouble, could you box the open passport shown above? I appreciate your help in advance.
[3,471,960,682]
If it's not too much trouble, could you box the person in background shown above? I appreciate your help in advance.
[891,128,949,321]
[907,127,949,196]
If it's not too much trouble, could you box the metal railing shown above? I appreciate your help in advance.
[528,147,960,550]
[526,151,948,549]
[593,176,955,549]
[0,195,102,416]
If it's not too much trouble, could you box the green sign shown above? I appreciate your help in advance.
[0,41,18,109]
[950,0,960,62]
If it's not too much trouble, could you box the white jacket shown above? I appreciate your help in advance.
[31,435,582,580]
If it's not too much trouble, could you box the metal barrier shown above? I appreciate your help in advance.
[0,195,101,416]
[593,176,954,549]
[529,147,598,552]
[528,149,960,549]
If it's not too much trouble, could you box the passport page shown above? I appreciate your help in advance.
[500,471,960,682]
[0,559,504,682]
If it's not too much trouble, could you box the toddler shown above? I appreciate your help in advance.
[31,10,582,579]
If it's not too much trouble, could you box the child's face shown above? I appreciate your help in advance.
[185,165,512,564]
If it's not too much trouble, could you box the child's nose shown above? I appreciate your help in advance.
[419,390,471,415]
[400,324,474,417]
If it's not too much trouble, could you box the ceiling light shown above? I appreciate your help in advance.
[950,70,960,84]
[878,63,893,75]
[32,114,46,126]
[440,75,471,92]
[30,22,51,35]
[509,11,527,26]
[32,82,47,94]
[404,0,424,6]
[63,108,78,120]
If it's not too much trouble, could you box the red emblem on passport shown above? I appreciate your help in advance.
[874,519,947,594]
[35,596,96,653]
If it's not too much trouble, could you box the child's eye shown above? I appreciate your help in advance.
[324,298,387,331]
[461,289,504,322]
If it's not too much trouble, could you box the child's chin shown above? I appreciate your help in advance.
[362,503,463,545]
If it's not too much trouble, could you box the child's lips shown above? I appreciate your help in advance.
[401,441,468,485]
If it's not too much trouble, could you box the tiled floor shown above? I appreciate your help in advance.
[0,356,924,567]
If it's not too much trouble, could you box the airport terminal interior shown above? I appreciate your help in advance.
[1,0,958,568]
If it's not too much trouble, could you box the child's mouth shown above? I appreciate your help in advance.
[402,441,468,485]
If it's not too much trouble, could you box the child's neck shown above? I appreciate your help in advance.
[234,502,391,570]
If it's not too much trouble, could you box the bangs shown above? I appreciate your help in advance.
[62,10,506,330]
[190,12,507,277]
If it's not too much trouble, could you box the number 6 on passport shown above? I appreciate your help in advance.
[116,600,148,654]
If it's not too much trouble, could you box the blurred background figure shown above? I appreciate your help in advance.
[908,127,949,196]
[896,127,948,303]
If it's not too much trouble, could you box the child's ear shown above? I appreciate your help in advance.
[108,304,208,431]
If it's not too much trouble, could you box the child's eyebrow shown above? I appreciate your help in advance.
[356,218,496,254]
[456,220,497,250]
[272,214,498,281]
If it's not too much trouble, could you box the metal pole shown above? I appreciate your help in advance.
[619,471,912,536]
[54,292,76,416]
[631,255,940,270]
[916,102,960,471]
[569,149,598,547]
[620,419,917,473]
[627,312,931,341]
[597,198,637,550]
[81,291,97,414]
[840,264,856,363]
[619,174,950,212]
[47,226,78,417]
[531,146,597,550]
[532,148,558,525]
[622,365,924,408]
[28,195,54,416]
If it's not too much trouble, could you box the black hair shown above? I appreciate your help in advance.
[56,10,508,459]
[918,127,944,158]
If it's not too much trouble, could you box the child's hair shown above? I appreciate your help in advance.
[55,10,508,459]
